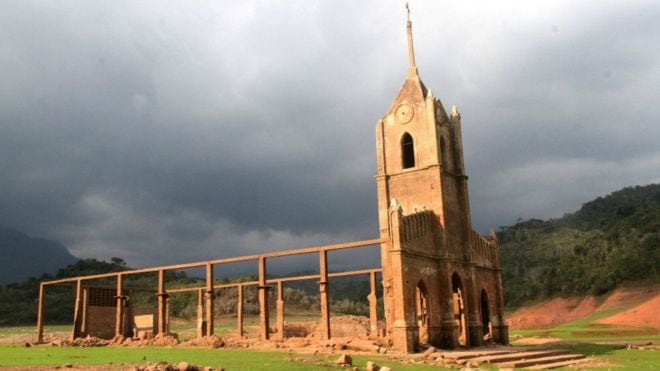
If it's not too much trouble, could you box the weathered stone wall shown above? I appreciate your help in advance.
[84,305,156,339]
[86,306,116,339]
[470,230,499,269]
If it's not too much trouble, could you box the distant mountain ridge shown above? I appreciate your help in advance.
[499,183,660,307]
[0,226,78,284]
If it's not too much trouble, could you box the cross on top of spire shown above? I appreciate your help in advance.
[405,2,418,76]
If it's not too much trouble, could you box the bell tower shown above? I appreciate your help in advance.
[376,5,507,352]
[375,7,470,240]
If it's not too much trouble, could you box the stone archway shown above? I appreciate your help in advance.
[481,289,491,341]
[415,281,429,344]
[452,273,467,347]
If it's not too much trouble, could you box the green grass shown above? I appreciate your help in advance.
[507,308,660,370]
[557,343,659,370]
[0,345,443,370]
[509,309,660,342]
[2,312,659,370]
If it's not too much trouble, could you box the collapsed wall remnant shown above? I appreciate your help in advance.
[35,8,508,352]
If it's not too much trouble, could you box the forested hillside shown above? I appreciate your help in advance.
[499,183,660,307]
[0,259,129,325]
[0,258,375,325]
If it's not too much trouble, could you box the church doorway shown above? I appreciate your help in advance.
[415,281,429,344]
[481,289,491,341]
[452,273,467,347]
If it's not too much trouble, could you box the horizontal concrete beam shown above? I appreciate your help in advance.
[42,238,385,286]
[166,268,382,294]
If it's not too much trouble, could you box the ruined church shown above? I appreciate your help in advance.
[36,10,508,354]
[375,13,508,351]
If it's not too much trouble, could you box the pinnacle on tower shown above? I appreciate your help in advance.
[405,2,419,77]
[451,105,461,119]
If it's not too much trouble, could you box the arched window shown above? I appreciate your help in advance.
[402,133,415,169]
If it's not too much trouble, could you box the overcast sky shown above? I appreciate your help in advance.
[1,1,659,271]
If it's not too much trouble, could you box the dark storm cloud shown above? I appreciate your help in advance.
[1,1,658,268]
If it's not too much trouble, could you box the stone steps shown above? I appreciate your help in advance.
[472,349,570,364]
[526,357,590,369]
[432,347,589,369]
[498,353,586,368]
[440,349,521,360]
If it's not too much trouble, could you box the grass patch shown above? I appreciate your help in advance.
[510,310,660,342]
[0,345,443,370]
[509,308,660,369]
[560,343,660,370]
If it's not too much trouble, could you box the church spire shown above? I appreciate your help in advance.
[405,2,418,77]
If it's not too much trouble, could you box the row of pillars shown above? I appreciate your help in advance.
[193,253,380,341]
[37,251,381,343]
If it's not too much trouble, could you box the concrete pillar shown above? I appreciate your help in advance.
[156,269,169,335]
[368,271,378,338]
[81,287,88,336]
[36,283,45,343]
[236,284,243,339]
[258,256,269,340]
[115,274,124,338]
[205,263,214,337]
[276,281,284,340]
[196,288,204,338]
[319,249,330,340]
[165,296,170,335]
[71,279,83,340]
[123,289,133,337]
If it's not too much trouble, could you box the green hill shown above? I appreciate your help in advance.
[499,183,660,307]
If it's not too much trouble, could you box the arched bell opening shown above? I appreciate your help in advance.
[401,133,415,169]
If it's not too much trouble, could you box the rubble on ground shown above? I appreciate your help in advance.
[71,335,109,347]
[179,335,224,349]
[335,354,352,366]
[129,361,220,371]
[109,334,180,347]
